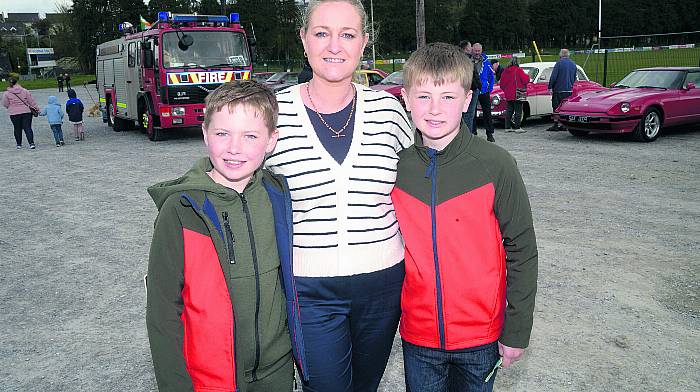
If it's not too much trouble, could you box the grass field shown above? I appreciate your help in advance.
[0,74,96,91]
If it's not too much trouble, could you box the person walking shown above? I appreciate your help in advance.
[500,59,530,133]
[39,96,65,147]
[64,74,72,90]
[57,74,64,92]
[473,43,496,142]
[546,48,577,132]
[66,89,86,141]
[460,40,482,134]
[264,1,413,391]
[2,77,39,149]
[491,59,504,82]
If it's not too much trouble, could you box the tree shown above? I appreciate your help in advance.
[198,0,222,14]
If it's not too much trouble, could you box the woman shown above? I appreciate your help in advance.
[2,77,40,149]
[265,1,413,390]
[499,59,530,132]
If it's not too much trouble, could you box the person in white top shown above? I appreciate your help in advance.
[265,1,413,390]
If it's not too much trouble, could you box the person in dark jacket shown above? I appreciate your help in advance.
[57,74,64,92]
[546,48,577,131]
[146,80,308,392]
[491,59,504,82]
[64,74,72,89]
[499,59,530,132]
[460,40,481,134]
[66,89,85,141]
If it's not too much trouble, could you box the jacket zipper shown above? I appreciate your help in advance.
[222,211,236,264]
[427,149,446,349]
[240,194,262,382]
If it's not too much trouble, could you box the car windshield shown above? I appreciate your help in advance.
[615,70,685,89]
[379,71,403,85]
[521,67,538,83]
[266,72,287,82]
[162,31,250,69]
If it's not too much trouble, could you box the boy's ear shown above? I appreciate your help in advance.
[401,87,410,112]
[265,128,279,154]
[201,126,209,146]
[463,90,473,112]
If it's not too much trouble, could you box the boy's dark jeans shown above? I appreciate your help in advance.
[50,124,64,144]
[403,340,500,392]
[10,113,35,146]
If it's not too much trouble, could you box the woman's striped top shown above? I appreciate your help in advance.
[266,83,414,277]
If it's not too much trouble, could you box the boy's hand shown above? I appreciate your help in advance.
[497,342,525,368]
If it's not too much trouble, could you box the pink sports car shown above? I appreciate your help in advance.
[555,67,700,142]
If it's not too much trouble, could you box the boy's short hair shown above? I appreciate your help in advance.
[203,80,278,132]
[403,42,473,92]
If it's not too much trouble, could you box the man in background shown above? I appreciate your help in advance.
[546,48,577,132]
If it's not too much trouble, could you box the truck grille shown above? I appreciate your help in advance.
[166,85,220,105]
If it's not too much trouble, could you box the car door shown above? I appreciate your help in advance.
[530,67,553,115]
[678,71,700,123]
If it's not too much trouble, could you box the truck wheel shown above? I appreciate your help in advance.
[147,124,162,142]
[106,100,115,129]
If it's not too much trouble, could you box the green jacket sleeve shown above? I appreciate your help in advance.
[492,156,539,349]
[146,198,194,391]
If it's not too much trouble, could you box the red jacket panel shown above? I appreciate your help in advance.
[182,228,236,391]
[499,66,530,102]
[393,184,506,350]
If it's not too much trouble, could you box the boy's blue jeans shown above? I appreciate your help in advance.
[403,340,500,392]
[50,124,64,144]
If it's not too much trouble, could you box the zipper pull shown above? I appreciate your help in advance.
[222,211,236,264]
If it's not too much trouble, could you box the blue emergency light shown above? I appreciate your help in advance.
[230,13,240,23]
[156,11,237,25]
[157,11,171,22]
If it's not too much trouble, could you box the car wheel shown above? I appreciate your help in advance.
[569,129,589,137]
[633,108,661,142]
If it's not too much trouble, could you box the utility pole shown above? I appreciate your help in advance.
[416,0,425,49]
[370,0,376,67]
[598,0,602,43]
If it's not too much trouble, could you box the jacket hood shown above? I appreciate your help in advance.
[67,89,77,99]
[7,85,24,94]
[48,96,59,105]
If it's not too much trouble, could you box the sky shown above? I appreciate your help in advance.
[2,0,71,15]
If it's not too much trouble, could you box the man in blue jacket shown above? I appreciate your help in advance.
[547,48,577,132]
[473,43,496,142]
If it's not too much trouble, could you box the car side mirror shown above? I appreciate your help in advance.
[686,82,696,90]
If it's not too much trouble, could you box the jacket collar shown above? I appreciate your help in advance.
[414,122,473,166]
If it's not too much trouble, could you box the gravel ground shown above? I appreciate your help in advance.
[1,87,699,391]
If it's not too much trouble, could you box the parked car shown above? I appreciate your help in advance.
[370,71,404,106]
[477,62,603,123]
[252,72,275,83]
[264,71,300,92]
[353,69,388,87]
[555,67,700,142]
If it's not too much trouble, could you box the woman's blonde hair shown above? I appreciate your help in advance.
[300,0,368,35]
[403,43,473,92]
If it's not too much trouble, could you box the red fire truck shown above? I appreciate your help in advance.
[96,12,254,141]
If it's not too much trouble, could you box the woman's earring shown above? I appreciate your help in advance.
[303,51,308,58]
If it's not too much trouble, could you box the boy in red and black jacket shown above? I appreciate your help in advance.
[391,43,538,391]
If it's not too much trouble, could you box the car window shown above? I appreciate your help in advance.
[576,69,587,81]
[521,67,538,82]
[685,72,700,86]
[538,67,553,82]
[353,72,368,86]
[285,74,298,83]
[368,72,384,86]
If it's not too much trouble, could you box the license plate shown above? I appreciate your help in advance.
[568,115,589,123]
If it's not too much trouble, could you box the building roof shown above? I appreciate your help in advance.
[7,13,40,23]
[0,22,27,35]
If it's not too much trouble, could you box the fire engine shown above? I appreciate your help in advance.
[96,12,254,141]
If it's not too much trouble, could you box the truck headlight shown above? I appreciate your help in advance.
[491,95,501,108]
[172,107,185,116]
[620,102,630,113]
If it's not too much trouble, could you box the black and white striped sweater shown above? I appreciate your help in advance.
[266,83,414,277]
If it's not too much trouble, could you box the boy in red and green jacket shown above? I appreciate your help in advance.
[146,81,308,392]
[391,43,538,391]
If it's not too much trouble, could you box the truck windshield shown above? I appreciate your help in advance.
[161,31,250,69]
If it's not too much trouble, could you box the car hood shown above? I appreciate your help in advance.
[563,87,667,111]
[371,84,402,95]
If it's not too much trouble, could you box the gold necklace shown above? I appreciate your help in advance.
[306,83,356,138]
